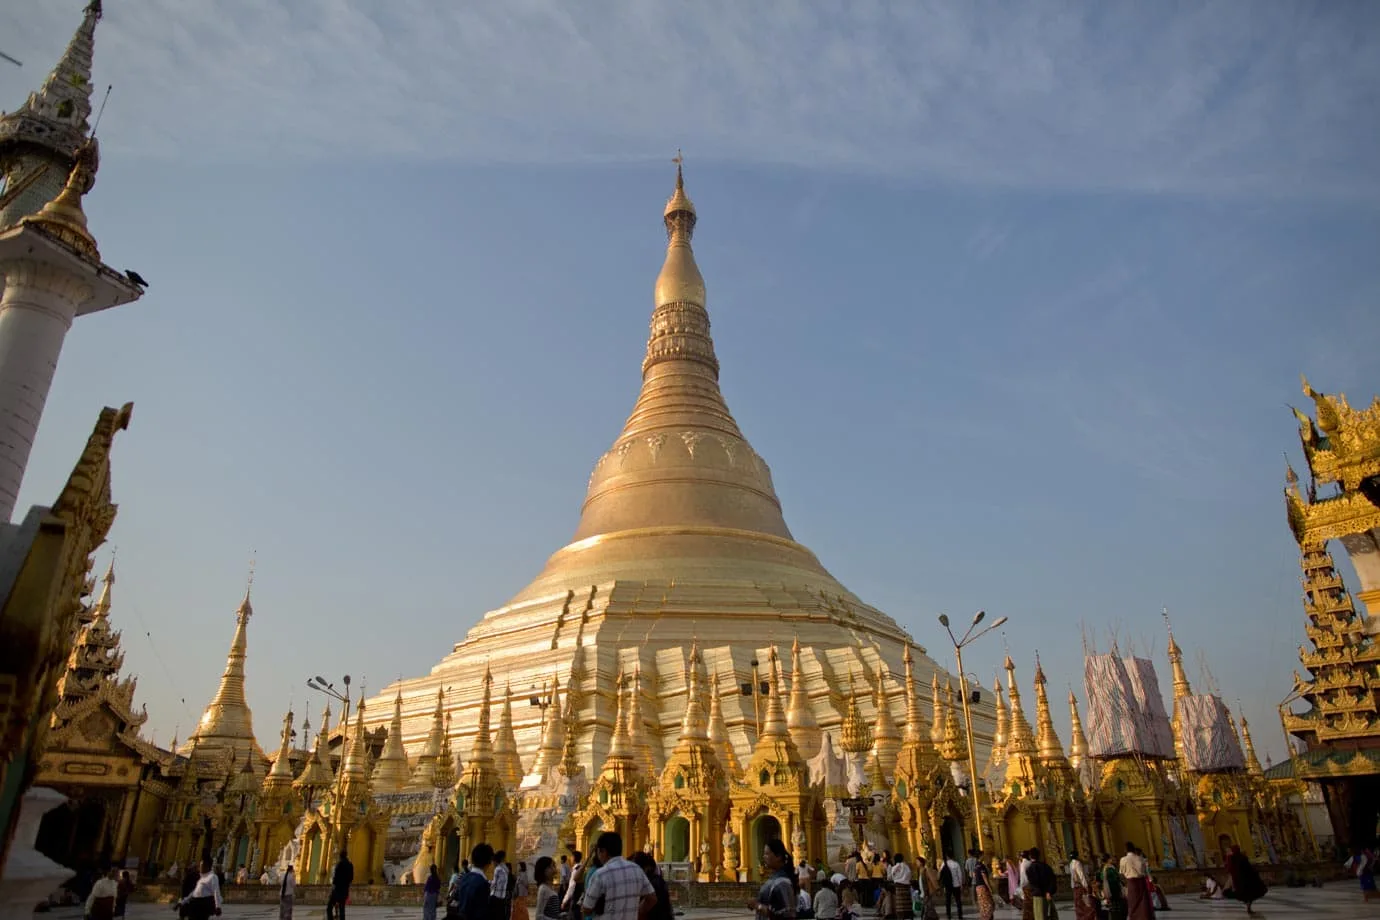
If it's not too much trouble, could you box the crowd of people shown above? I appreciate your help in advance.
[131,833,1286,920]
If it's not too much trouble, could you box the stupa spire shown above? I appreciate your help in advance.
[91,555,115,619]
[371,689,412,794]
[708,671,742,776]
[627,665,659,776]
[468,665,496,767]
[186,578,260,763]
[901,645,932,746]
[409,688,446,789]
[1032,653,1067,765]
[941,679,964,762]
[839,672,873,756]
[929,672,945,748]
[678,643,710,742]
[608,672,634,763]
[264,707,296,789]
[758,647,790,741]
[1068,690,1090,776]
[556,157,799,556]
[530,672,565,780]
[293,703,334,794]
[493,682,525,788]
[989,677,1008,766]
[0,1,103,196]
[1003,655,1038,784]
[1165,609,1192,700]
[340,699,370,783]
[434,710,458,789]
[1239,714,1264,776]
[787,638,821,759]
[872,666,900,777]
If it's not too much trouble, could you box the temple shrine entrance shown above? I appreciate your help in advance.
[36,796,112,871]
[750,815,782,872]
[664,816,690,863]
[939,816,963,861]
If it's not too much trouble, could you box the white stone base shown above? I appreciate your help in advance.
[0,787,74,920]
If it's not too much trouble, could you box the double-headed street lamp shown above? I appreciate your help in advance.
[306,673,351,872]
[937,611,1007,854]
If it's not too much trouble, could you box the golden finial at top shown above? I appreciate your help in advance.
[664,148,696,219]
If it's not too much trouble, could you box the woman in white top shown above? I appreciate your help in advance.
[887,854,913,920]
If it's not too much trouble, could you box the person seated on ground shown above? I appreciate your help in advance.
[1200,875,1224,900]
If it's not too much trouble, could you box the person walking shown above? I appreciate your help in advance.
[1020,849,1055,920]
[458,845,496,920]
[969,856,993,920]
[1223,844,1266,916]
[1099,855,1127,920]
[513,862,531,920]
[491,852,512,920]
[86,868,119,920]
[176,859,223,920]
[631,852,672,920]
[886,853,912,920]
[328,851,354,920]
[1068,851,1094,920]
[423,865,441,920]
[115,870,134,919]
[279,864,297,920]
[581,832,655,920]
[534,857,563,920]
[940,855,964,920]
[748,838,797,920]
[1117,845,1151,920]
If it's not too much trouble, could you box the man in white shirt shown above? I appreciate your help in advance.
[1118,844,1151,920]
[491,852,512,920]
[177,859,224,920]
[86,869,120,920]
[942,856,964,920]
[1068,852,1091,918]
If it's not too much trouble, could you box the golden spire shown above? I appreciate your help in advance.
[758,647,790,741]
[1239,714,1264,776]
[707,670,742,777]
[1003,655,1038,784]
[264,706,296,790]
[840,671,873,755]
[467,665,496,767]
[607,672,635,764]
[1068,690,1090,775]
[872,666,900,777]
[294,703,334,792]
[21,139,100,259]
[787,638,822,759]
[409,688,446,789]
[434,710,457,789]
[558,675,583,777]
[340,699,370,784]
[678,643,710,743]
[990,677,1008,765]
[901,645,933,747]
[530,672,565,779]
[493,682,525,788]
[1032,653,1068,765]
[186,577,261,764]
[371,689,412,794]
[91,555,115,619]
[1164,609,1192,701]
[941,679,964,762]
[929,672,945,748]
[626,665,659,777]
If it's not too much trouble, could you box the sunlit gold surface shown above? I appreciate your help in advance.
[20,140,99,260]
[366,167,987,779]
[183,588,264,766]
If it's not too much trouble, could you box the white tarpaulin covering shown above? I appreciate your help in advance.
[1084,653,1143,758]
[1179,694,1245,773]
[1125,657,1176,759]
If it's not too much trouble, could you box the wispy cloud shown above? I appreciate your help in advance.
[5,1,1378,199]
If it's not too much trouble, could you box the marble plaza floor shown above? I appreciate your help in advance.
[42,886,1380,920]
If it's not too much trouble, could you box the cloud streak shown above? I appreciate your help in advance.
[5,0,1377,199]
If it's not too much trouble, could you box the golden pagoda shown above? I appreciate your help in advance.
[363,164,991,812]
[183,582,265,770]
[1281,376,1380,851]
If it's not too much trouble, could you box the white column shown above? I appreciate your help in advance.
[0,258,91,521]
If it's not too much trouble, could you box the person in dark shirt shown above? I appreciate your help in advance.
[328,851,354,920]
[457,844,496,920]
[631,853,672,920]
[1022,848,1056,920]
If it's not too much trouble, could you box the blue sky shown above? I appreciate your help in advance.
[4,1,1379,764]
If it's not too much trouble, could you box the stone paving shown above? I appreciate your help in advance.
[42,885,1380,920]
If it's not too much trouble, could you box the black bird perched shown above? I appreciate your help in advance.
[124,269,148,288]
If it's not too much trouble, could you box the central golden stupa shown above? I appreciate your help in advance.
[367,166,986,777]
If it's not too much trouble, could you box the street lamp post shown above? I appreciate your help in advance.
[938,611,1007,856]
[740,659,769,737]
[307,673,351,880]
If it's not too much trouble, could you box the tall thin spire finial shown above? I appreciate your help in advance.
[672,149,684,188]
